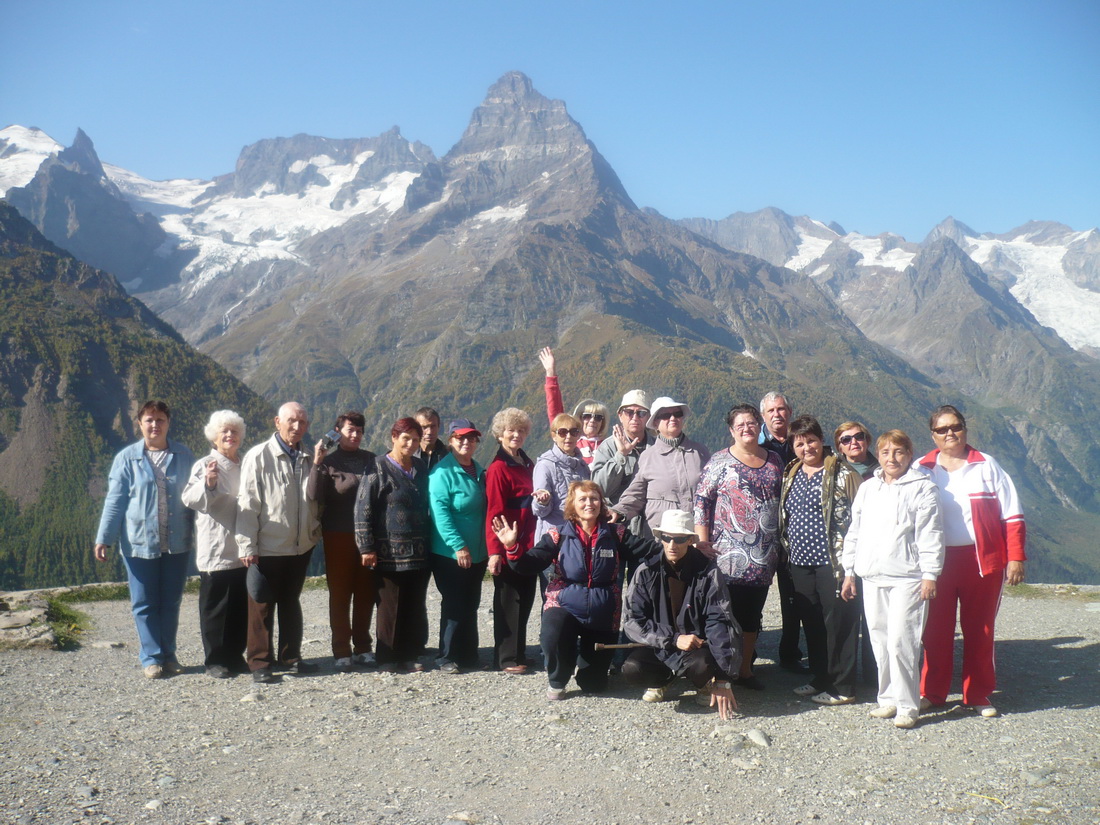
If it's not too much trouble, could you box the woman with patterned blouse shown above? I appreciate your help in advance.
[778,415,863,705]
[694,403,784,690]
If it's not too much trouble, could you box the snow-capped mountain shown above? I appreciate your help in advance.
[0,125,63,195]
[682,209,1100,357]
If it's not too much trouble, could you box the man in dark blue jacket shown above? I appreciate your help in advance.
[623,510,741,719]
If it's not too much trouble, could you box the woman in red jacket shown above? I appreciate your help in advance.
[918,405,1026,717]
[484,407,540,674]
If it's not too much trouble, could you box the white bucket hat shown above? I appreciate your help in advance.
[654,509,697,539]
[647,396,691,432]
[616,389,651,414]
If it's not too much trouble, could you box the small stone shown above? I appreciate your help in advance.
[155,776,176,789]
[76,785,96,799]
[241,691,265,703]
[91,641,125,649]
[746,728,772,748]
[145,800,162,810]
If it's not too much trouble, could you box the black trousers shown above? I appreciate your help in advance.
[375,567,431,665]
[540,607,616,692]
[790,563,859,697]
[430,553,487,668]
[198,566,248,671]
[776,564,804,664]
[246,550,313,671]
[492,563,537,669]
[621,646,725,690]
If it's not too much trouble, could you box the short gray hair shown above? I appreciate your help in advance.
[490,407,532,440]
[204,410,246,444]
[759,391,790,414]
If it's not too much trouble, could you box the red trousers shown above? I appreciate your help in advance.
[324,531,376,659]
[921,544,1004,706]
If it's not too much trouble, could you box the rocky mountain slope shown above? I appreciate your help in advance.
[0,203,272,590]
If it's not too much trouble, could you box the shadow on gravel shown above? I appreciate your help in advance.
[993,636,1100,713]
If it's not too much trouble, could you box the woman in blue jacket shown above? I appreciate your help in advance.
[493,480,656,700]
[94,401,195,679]
[428,419,488,673]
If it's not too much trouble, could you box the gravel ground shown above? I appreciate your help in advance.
[1,582,1098,825]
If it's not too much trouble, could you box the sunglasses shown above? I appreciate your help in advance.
[454,434,480,443]
[581,413,605,422]
[657,533,694,545]
[932,424,965,435]
[839,433,868,445]
[555,428,582,438]
[657,409,685,420]
[621,408,650,419]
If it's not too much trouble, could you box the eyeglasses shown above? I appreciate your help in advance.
[657,409,685,420]
[621,408,650,419]
[657,534,694,545]
[932,424,965,435]
[581,413,604,422]
[555,428,582,438]
[839,433,868,445]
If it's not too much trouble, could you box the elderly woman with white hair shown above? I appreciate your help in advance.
[611,396,711,533]
[182,409,248,679]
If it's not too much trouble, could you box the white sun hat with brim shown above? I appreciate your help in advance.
[647,396,692,432]
[654,509,697,539]
[616,389,651,414]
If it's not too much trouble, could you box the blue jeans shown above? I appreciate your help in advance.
[122,552,190,667]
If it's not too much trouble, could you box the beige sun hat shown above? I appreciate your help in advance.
[617,389,651,413]
[647,396,691,432]
[654,509,697,539]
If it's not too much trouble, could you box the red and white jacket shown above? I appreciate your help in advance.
[917,447,1026,577]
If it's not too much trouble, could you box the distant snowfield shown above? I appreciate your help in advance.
[0,126,62,196]
[845,235,916,272]
[968,233,1100,352]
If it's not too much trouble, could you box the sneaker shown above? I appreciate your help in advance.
[407,660,426,673]
[642,687,666,703]
[143,664,164,680]
[286,660,319,676]
[162,659,183,676]
[894,714,917,729]
[811,692,855,706]
[502,664,529,675]
[967,704,998,718]
[352,652,376,667]
[546,687,566,701]
[869,705,897,719]
[695,687,712,707]
[205,664,231,679]
[793,683,818,697]
[252,668,279,684]
[438,661,460,674]
[334,657,353,672]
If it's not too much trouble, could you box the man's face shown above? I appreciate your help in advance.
[275,405,309,447]
[660,533,694,564]
[763,397,792,439]
[618,405,650,439]
[416,414,439,448]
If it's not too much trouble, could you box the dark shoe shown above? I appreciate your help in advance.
[205,665,231,679]
[252,669,279,684]
[162,658,183,676]
[734,675,766,691]
[780,660,810,674]
[286,660,319,676]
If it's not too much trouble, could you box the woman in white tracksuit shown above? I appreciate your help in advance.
[841,430,944,729]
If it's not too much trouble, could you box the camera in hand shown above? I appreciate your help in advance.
[320,428,341,450]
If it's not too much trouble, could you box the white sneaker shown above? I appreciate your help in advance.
[352,652,376,667]
[869,705,897,718]
[811,692,855,706]
[642,687,666,703]
[793,683,818,697]
[695,687,712,707]
[894,714,917,729]
[919,696,934,712]
[546,687,566,701]
[969,704,998,718]
[334,657,353,672]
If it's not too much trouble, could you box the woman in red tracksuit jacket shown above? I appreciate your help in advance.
[917,405,1026,718]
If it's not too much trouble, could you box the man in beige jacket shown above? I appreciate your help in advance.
[236,402,321,683]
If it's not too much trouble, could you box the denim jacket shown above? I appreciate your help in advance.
[95,439,196,559]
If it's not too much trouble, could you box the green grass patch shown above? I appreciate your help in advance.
[52,583,130,604]
[46,598,91,650]
[1005,583,1100,602]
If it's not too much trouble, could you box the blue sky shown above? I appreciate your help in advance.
[2,0,1097,241]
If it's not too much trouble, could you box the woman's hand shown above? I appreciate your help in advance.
[710,684,738,720]
[456,548,472,569]
[920,579,937,600]
[93,543,109,562]
[533,489,551,506]
[204,459,219,489]
[360,552,377,569]
[607,509,624,523]
[676,634,705,651]
[613,424,641,456]
[841,576,858,601]
[313,441,327,466]
[488,555,504,576]
[696,540,715,558]
[1006,561,1025,586]
[491,516,519,550]
[538,347,556,377]
[241,554,259,568]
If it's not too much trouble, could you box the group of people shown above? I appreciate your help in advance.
[93,351,1027,728]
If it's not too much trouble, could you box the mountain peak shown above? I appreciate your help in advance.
[57,128,108,181]
[923,216,977,247]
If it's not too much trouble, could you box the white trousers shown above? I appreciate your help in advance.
[862,577,927,717]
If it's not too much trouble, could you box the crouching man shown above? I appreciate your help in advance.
[623,509,741,719]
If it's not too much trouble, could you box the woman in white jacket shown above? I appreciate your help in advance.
[841,430,944,729]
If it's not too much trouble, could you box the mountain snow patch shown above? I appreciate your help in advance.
[0,125,63,196]
[473,204,528,223]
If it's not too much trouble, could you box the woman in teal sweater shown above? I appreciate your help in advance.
[428,419,489,673]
